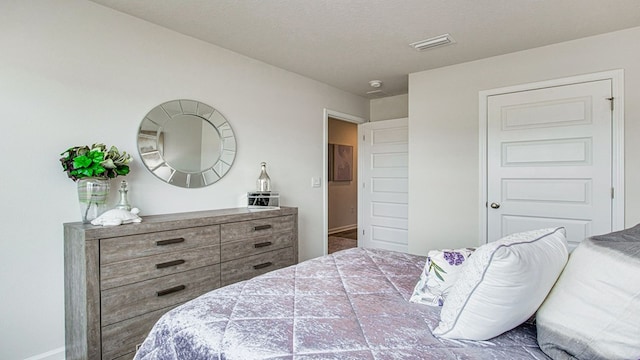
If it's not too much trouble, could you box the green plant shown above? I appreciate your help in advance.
[60,143,132,181]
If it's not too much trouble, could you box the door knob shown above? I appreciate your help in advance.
[490,202,501,209]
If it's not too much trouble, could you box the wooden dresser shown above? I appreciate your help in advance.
[64,207,298,360]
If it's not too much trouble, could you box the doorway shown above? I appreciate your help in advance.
[479,70,625,247]
[327,117,359,253]
[323,109,365,255]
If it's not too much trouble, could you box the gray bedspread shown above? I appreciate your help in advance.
[134,248,549,359]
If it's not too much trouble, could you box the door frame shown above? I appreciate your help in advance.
[478,70,625,244]
[323,109,366,255]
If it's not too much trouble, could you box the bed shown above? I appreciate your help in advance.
[133,247,549,359]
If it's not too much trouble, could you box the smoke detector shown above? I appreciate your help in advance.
[369,80,383,88]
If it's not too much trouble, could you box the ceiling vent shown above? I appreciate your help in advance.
[410,34,455,51]
[366,89,389,98]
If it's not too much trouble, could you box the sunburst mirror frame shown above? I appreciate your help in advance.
[137,99,237,188]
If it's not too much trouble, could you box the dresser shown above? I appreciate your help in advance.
[64,207,298,360]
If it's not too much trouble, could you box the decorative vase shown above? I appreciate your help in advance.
[77,177,110,223]
[114,180,132,211]
[256,162,271,192]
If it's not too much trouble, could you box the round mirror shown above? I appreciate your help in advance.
[137,99,237,188]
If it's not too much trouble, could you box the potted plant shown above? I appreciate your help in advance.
[60,143,132,223]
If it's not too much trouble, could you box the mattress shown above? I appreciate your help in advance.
[134,247,549,359]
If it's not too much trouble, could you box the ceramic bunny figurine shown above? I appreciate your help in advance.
[91,208,142,227]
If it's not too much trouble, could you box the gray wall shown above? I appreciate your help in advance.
[0,1,368,358]
[408,26,640,255]
[370,94,408,121]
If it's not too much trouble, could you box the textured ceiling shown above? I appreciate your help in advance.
[89,0,640,98]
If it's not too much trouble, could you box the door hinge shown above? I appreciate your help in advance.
[607,97,614,111]
[611,187,615,199]
[362,182,365,189]
[362,229,365,236]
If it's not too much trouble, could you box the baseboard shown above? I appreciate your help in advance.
[23,347,64,360]
[328,224,357,235]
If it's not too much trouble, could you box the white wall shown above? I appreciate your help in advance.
[0,1,368,358]
[408,26,640,255]
[370,94,408,121]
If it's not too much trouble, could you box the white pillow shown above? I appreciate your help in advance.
[536,224,640,360]
[410,248,475,306]
[433,227,568,340]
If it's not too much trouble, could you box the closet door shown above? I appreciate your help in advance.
[486,80,613,249]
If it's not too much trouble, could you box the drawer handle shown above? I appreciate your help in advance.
[156,285,186,297]
[253,224,272,231]
[253,262,273,270]
[156,259,186,269]
[254,241,273,248]
[156,238,185,246]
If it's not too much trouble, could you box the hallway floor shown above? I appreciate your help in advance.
[328,229,357,254]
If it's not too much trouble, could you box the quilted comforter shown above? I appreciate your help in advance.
[134,248,549,359]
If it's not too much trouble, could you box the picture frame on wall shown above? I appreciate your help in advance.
[329,144,353,181]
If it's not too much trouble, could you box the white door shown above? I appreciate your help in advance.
[359,118,409,252]
[487,80,613,249]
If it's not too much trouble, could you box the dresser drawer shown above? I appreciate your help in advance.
[101,306,176,360]
[221,215,294,243]
[101,265,220,326]
[100,225,220,264]
[100,245,220,290]
[220,232,293,262]
[221,247,294,286]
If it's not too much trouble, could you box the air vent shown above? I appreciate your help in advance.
[366,89,389,98]
[410,34,455,51]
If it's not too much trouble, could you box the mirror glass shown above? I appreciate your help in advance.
[137,99,237,188]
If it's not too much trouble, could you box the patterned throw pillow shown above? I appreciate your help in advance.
[410,248,475,306]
